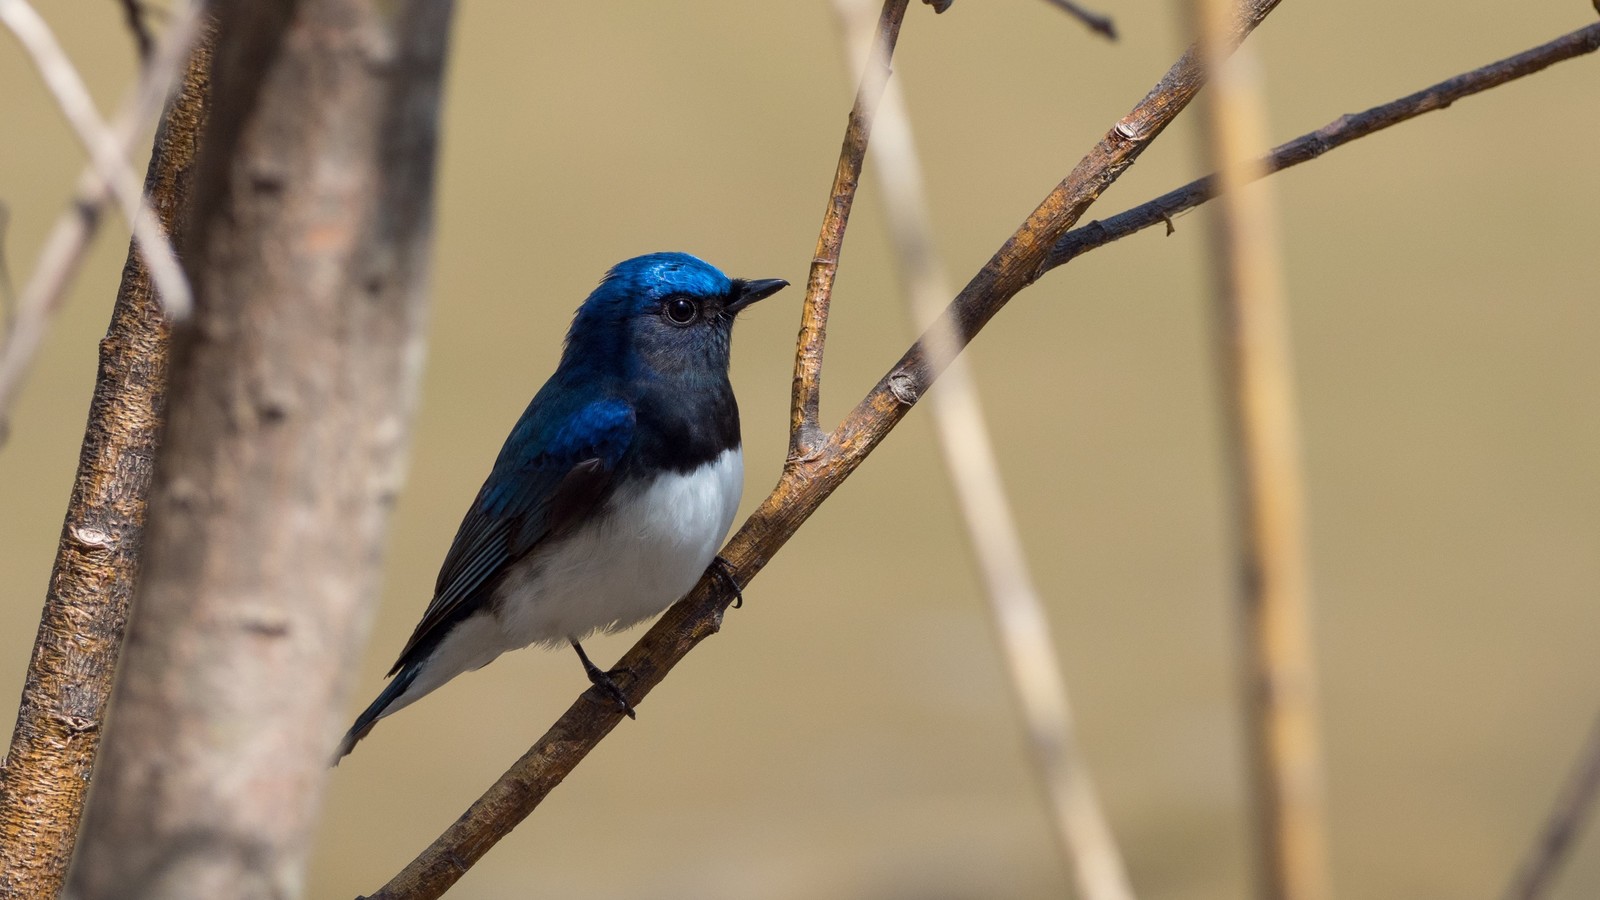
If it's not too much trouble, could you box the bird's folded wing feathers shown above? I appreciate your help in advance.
[387,396,636,675]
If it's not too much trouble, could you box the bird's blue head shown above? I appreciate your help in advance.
[560,252,788,381]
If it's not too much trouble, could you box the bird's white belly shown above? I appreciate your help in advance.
[492,446,744,646]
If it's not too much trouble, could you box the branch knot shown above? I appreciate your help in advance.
[887,371,920,405]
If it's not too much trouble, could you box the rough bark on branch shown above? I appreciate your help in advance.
[0,30,212,900]
[366,1,1286,896]
[65,1,455,897]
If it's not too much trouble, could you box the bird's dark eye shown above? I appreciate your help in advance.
[664,297,698,325]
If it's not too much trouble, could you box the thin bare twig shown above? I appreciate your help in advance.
[833,0,1132,897]
[0,0,204,444]
[1047,22,1600,269]
[790,0,910,458]
[118,0,155,63]
[0,0,191,316]
[1502,712,1600,900]
[1186,1,1329,898]
[1040,0,1117,41]
[364,2,1289,896]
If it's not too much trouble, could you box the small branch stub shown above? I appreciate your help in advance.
[68,525,115,550]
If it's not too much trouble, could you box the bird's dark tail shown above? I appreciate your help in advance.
[332,665,420,765]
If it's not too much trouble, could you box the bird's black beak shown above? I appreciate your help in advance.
[727,278,789,313]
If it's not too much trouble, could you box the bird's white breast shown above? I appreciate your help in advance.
[492,446,744,647]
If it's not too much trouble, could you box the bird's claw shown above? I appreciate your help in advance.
[584,666,637,719]
[710,555,744,609]
[571,639,636,719]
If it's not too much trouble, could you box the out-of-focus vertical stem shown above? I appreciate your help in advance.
[0,25,212,900]
[0,0,206,440]
[831,2,1134,898]
[1186,2,1331,899]
[0,0,192,319]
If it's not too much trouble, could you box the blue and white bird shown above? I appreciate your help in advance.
[335,253,787,760]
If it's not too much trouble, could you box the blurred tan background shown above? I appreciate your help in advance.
[3,1,1598,898]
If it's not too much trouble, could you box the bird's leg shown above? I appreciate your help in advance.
[570,639,636,719]
[710,556,744,609]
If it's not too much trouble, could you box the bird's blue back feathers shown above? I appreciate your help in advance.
[482,391,633,519]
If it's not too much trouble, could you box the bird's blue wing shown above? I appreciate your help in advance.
[386,395,635,675]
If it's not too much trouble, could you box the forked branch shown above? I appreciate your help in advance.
[790,0,910,457]
[1047,22,1600,269]
[365,1,1289,896]
[364,6,1600,900]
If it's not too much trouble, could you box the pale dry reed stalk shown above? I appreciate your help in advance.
[831,2,1136,898]
[1186,0,1331,898]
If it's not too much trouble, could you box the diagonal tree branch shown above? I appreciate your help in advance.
[364,2,1288,897]
[1046,21,1600,269]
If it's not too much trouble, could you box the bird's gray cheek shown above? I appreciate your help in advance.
[639,335,681,372]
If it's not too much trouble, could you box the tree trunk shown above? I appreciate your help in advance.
[0,31,212,900]
[66,1,454,897]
